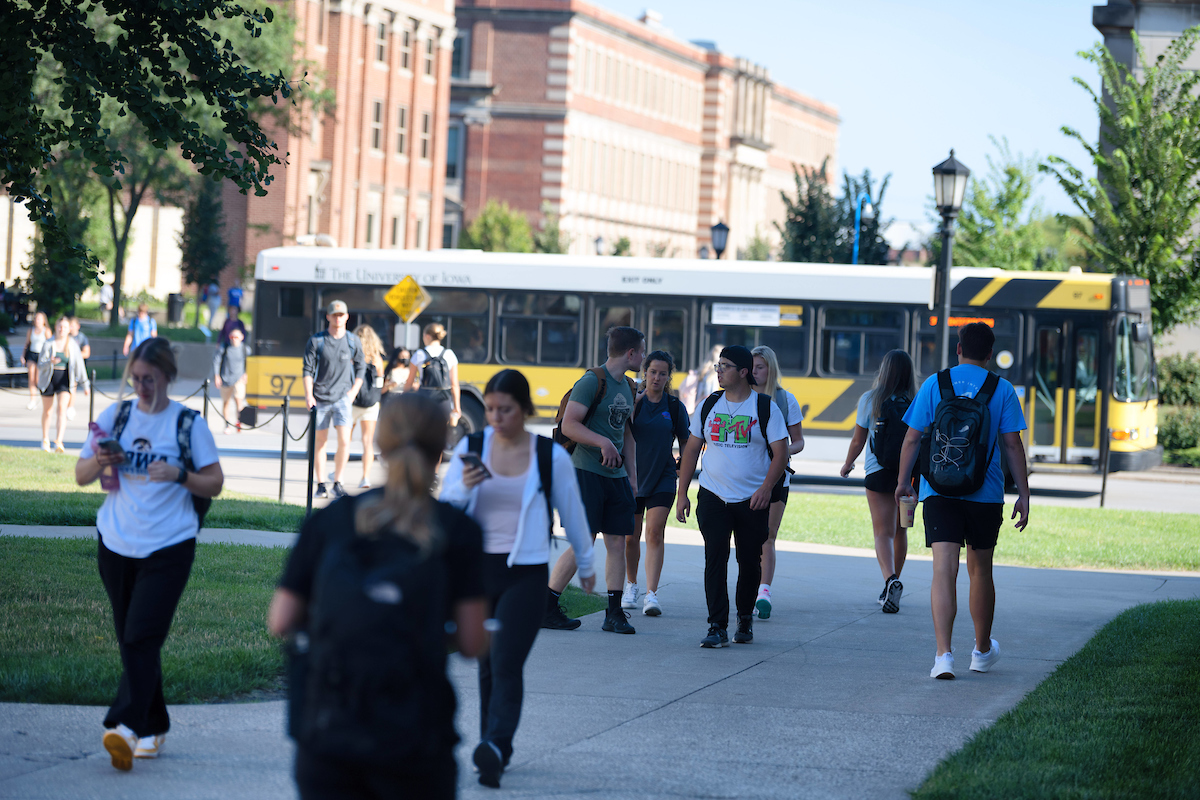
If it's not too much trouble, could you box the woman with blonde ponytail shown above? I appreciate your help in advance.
[269,393,487,799]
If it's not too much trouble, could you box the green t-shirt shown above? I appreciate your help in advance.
[568,366,635,477]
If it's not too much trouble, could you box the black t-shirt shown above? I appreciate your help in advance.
[631,394,690,498]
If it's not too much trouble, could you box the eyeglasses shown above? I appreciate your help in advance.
[714,362,739,372]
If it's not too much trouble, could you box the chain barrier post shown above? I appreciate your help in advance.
[89,369,96,423]
[279,400,289,503]
[202,379,209,421]
[111,349,117,381]
[305,406,317,515]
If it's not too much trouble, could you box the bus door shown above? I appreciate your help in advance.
[1030,315,1102,464]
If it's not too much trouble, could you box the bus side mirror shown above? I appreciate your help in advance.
[1132,322,1151,343]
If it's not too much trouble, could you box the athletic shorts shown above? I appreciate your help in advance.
[41,369,70,396]
[576,469,636,537]
[635,491,675,515]
[351,402,380,424]
[922,495,1004,550]
[770,474,790,505]
[219,383,246,404]
[314,395,353,431]
[864,467,898,494]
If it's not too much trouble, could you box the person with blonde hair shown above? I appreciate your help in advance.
[38,316,90,452]
[350,324,386,488]
[21,310,50,409]
[269,393,487,798]
[76,337,224,770]
[750,345,805,619]
[406,322,462,428]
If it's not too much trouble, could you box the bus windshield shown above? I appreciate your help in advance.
[1113,315,1155,402]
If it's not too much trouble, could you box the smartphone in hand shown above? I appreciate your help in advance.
[460,453,492,479]
[97,437,126,462]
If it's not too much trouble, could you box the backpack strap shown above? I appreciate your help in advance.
[176,407,198,473]
[579,366,608,427]
[937,369,955,401]
[467,431,484,456]
[699,390,724,432]
[112,400,134,441]
[756,392,776,461]
[536,435,554,542]
[666,393,689,450]
[975,371,1001,407]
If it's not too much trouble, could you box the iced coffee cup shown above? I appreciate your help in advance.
[899,496,917,528]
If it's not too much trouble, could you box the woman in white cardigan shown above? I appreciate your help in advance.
[440,369,595,790]
[37,316,90,452]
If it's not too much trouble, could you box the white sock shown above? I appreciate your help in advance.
[758,584,771,596]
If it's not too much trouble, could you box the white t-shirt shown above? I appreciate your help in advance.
[81,400,221,558]
[855,390,882,475]
[689,392,789,503]
[411,343,459,371]
[773,388,804,428]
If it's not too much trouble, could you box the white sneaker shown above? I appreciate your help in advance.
[970,639,1001,673]
[26,398,38,410]
[621,581,638,609]
[66,407,76,420]
[643,591,661,616]
[931,651,955,680]
[134,733,166,759]
[359,478,371,489]
[102,724,137,771]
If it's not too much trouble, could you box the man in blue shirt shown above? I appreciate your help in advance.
[122,303,158,356]
[895,322,1030,680]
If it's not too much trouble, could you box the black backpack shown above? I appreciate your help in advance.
[919,370,1001,497]
[354,361,381,408]
[112,400,212,528]
[699,390,776,461]
[295,495,454,764]
[871,393,912,472]
[467,432,555,541]
[552,366,637,454]
[418,348,450,392]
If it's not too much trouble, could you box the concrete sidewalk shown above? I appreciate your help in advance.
[1,525,1197,799]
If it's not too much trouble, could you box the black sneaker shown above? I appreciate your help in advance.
[473,741,503,789]
[542,599,581,630]
[700,625,728,648]
[601,608,636,634]
[883,577,903,614]
[314,482,329,499]
[733,615,753,644]
[332,481,348,498]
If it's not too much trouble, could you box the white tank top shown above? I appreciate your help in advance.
[474,437,535,555]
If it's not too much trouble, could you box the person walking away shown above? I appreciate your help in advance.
[66,317,91,421]
[122,304,158,356]
[226,284,243,322]
[677,346,788,648]
[38,316,89,452]
[350,324,386,488]
[750,345,805,620]
[218,307,247,345]
[406,323,462,429]
[212,328,250,434]
[441,369,596,788]
[204,281,221,328]
[894,322,1030,679]
[75,337,224,770]
[302,300,365,500]
[544,326,644,634]
[99,282,114,319]
[268,393,486,800]
[840,350,918,613]
[22,311,50,410]
[623,350,689,616]
[381,347,413,397]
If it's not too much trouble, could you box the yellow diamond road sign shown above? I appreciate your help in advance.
[384,275,431,323]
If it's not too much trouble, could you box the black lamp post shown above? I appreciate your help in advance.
[710,221,729,260]
[932,150,971,370]
[594,235,605,256]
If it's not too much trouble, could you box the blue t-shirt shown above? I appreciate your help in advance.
[127,315,157,350]
[902,364,1026,504]
[227,286,243,308]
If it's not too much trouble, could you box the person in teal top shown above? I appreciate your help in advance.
[895,322,1031,681]
[543,326,644,635]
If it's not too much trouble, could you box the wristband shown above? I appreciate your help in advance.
[176,467,188,484]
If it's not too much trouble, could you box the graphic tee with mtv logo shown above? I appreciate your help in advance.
[689,393,788,503]
[568,366,635,479]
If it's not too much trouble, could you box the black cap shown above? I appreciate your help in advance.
[720,345,757,386]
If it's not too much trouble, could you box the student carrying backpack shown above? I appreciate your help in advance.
[871,393,913,473]
[552,366,637,453]
[919,369,1000,497]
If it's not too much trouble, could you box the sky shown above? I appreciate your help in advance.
[603,0,1103,241]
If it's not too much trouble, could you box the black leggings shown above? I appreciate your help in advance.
[478,555,548,761]
[295,746,457,800]
[97,536,195,737]
[696,488,769,628]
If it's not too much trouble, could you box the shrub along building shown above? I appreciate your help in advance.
[446,1,839,258]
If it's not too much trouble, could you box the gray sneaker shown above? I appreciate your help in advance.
[700,625,729,648]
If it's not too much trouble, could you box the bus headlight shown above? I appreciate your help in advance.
[1111,428,1139,441]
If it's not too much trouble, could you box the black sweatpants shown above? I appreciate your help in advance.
[97,536,196,737]
[696,487,769,628]
[478,555,548,762]
[295,746,457,800]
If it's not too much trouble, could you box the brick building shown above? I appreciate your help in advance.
[447,1,839,258]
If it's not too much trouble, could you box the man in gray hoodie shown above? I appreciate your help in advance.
[213,327,250,434]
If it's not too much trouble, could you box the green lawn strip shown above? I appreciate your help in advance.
[675,487,1200,573]
[1165,447,1200,468]
[912,599,1200,800]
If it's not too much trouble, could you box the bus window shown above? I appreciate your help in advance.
[255,283,312,356]
[1034,326,1061,447]
[705,320,809,375]
[650,308,686,367]
[916,312,1020,382]
[820,308,903,376]
[413,289,491,362]
[1114,315,1154,401]
[596,306,633,363]
[500,292,582,366]
[279,287,306,317]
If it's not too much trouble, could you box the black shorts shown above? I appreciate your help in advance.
[576,469,636,537]
[864,467,897,494]
[635,491,675,515]
[41,369,69,397]
[922,495,1004,550]
[770,474,790,505]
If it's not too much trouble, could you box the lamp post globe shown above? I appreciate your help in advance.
[932,149,971,370]
[698,245,710,260]
[710,221,730,260]
[594,235,605,256]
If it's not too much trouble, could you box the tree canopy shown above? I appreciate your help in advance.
[776,159,892,264]
[1042,27,1200,334]
[458,200,533,253]
[0,0,293,292]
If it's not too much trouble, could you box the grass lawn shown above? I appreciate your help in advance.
[1165,446,1200,468]
[912,599,1200,799]
[675,487,1200,573]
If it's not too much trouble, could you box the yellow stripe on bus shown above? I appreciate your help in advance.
[967,277,1009,307]
[1035,280,1111,310]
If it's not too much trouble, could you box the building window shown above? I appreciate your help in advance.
[370,100,383,151]
[365,213,376,245]
[375,21,388,63]
[424,29,437,76]
[316,0,328,44]
[397,105,408,155]
[442,223,454,249]
[415,216,426,250]
[451,31,467,79]
[400,21,412,70]
[446,123,461,180]
[420,112,431,159]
